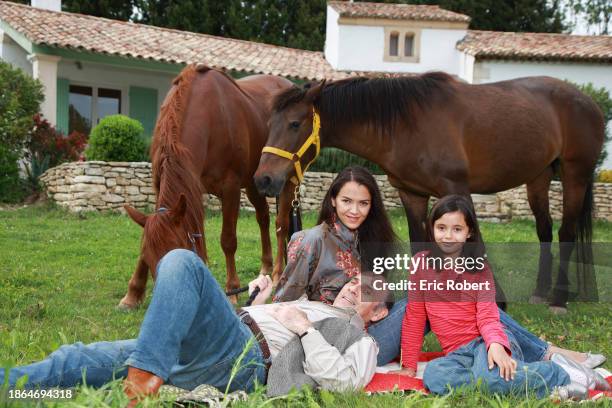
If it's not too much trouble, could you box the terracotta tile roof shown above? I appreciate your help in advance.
[328,1,470,23]
[458,30,612,63]
[0,1,346,81]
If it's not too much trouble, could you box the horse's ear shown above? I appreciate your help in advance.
[305,80,326,103]
[172,194,187,224]
[124,205,148,228]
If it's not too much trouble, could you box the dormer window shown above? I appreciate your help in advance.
[384,27,420,63]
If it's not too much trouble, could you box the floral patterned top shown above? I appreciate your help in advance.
[273,220,360,305]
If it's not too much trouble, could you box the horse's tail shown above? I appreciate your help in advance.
[151,64,200,192]
[576,176,597,301]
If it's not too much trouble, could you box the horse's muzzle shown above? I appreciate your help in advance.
[254,173,285,197]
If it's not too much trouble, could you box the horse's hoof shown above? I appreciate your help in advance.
[549,306,568,315]
[117,298,141,311]
[529,295,547,305]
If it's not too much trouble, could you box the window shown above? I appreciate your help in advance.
[389,32,399,57]
[69,85,92,135]
[97,88,122,122]
[404,33,414,57]
[384,28,420,63]
[68,85,122,134]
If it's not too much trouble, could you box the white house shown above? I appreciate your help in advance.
[1,0,612,166]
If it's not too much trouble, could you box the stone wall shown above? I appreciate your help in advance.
[40,161,156,213]
[40,161,612,222]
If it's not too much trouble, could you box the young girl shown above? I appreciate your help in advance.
[399,195,607,399]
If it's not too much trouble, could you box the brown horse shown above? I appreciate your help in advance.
[253,73,604,312]
[118,64,294,309]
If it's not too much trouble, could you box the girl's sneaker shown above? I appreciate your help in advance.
[552,353,611,391]
[551,382,588,402]
[581,352,606,369]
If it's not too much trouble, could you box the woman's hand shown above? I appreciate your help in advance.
[488,342,517,381]
[247,274,274,305]
[389,367,417,377]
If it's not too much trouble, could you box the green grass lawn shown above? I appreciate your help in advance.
[0,203,611,407]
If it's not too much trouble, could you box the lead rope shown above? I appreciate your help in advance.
[289,183,303,237]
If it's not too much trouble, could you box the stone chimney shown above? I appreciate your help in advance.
[31,0,61,12]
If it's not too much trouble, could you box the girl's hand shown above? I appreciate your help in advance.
[390,367,417,377]
[488,343,517,381]
[248,274,274,305]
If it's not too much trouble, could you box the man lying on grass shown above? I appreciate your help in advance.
[0,249,390,405]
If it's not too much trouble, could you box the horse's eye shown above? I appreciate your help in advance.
[289,121,300,129]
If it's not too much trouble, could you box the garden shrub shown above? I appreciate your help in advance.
[0,61,43,202]
[309,148,384,175]
[24,114,87,191]
[85,115,149,162]
[0,144,25,203]
[0,60,44,154]
[598,169,612,183]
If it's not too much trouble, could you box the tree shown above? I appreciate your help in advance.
[566,0,611,35]
[374,0,567,33]
[62,0,137,21]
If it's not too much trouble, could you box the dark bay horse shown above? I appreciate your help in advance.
[253,73,604,312]
[118,64,294,309]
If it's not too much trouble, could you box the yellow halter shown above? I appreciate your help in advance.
[261,109,321,185]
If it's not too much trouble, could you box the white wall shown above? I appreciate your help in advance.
[0,31,33,75]
[58,59,176,116]
[324,7,340,69]
[474,60,612,168]
[458,52,474,82]
[31,0,61,12]
[333,24,467,75]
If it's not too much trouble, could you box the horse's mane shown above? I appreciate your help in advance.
[146,64,205,256]
[273,72,456,133]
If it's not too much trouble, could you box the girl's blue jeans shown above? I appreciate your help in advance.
[422,331,569,397]
[1,249,267,391]
[367,298,550,366]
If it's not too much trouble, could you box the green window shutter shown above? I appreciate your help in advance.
[56,78,69,134]
[129,86,158,138]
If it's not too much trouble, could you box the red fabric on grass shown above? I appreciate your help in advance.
[365,351,612,401]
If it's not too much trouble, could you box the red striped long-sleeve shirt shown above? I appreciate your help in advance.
[400,252,509,370]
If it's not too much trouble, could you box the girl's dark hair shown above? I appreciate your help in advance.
[317,166,398,247]
[426,194,486,265]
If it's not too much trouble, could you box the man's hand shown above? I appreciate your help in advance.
[248,274,273,305]
[389,367,416,377]
[488,342,517,381]
[268,305,313,336]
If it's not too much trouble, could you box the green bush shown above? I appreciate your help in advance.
[597,169,612,183]
[309,148,384,175]
[573,82,612,169]
[0,144,25,203]
[0,60,44,154]
[85,115,149,162]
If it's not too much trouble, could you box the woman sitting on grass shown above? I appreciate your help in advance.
[397,195,609,400]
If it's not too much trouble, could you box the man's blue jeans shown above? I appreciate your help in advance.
[367,298,550,366]
[1,249,267,391]
[423,330,569,398]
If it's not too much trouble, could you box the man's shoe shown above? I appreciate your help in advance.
[582,352,606,369]
[124,366,164,407]
[551,353,611,391]
[551,382,588,401]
